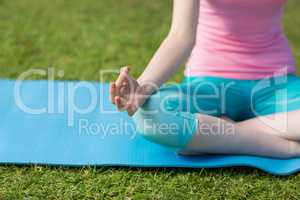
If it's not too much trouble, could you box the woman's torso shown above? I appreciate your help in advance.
[185,0,296,79]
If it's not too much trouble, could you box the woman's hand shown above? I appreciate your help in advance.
[109,66,148,116]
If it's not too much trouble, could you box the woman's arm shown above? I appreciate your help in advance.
[138,0,199,93]
[110,0,199,115]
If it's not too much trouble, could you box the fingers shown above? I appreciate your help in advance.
[111,66,138,115]
[115,66,132,98]
[110,66,130,104]
[115,66,129,88]
[114,93,138,115]
[115,96,128,111]
[110,81,127,104]
[111,83,131,112]
[115,96,122,110]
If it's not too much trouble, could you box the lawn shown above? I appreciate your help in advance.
[0,0,300,199]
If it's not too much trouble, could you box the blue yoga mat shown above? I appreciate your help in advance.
[1,79,300,176]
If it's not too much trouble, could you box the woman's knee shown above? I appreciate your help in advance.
[132,93,198,149]
[132,94,173,146]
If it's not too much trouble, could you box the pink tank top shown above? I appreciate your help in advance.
[185,0,296,79]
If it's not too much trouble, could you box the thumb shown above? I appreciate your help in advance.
[116,66,130,87]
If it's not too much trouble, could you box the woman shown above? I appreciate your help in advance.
[109,0,300,158]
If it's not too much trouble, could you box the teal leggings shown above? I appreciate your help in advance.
[132,74,300,150]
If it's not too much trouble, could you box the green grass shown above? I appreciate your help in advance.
[0,0,300,199]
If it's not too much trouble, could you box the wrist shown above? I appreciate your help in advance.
[137,80,159,96]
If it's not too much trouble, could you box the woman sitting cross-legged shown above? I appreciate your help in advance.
[110,0,300,158]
